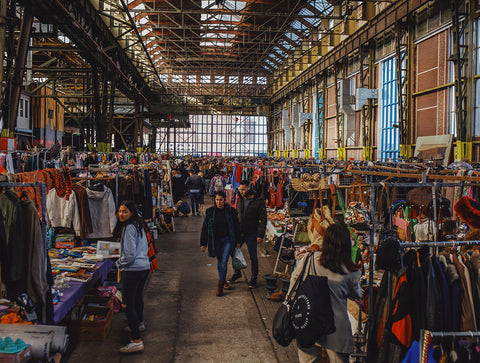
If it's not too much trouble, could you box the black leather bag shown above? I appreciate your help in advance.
[272,253,312,347]
[291,256,336,348]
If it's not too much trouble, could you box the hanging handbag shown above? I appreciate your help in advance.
[272,253,312,347]
[392,207,412,241]
[344,185,370,230]
[291,254,336,348]
[307,189,335,248]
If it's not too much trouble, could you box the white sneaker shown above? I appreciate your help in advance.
[123,321,146,332]
[119,341,144,354]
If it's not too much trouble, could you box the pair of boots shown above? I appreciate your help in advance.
[216,281,233,296]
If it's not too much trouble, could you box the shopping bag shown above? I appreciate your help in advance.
[232,248,247,270]
[272,253,312,347]
[291,255,335,348]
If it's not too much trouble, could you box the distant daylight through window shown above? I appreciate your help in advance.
[156,114,268,156]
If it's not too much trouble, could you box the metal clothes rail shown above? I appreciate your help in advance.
[419,330,480,363]
[399,240,480,248]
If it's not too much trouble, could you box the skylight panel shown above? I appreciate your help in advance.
[200,41,232,47]
[215,76,225,84]
[243,76,253,85]
[285,32,300,42]
[311,0,333,13]
[187,75,196,83]
[257,76,267,85]
[229,76,239,84]
[172,75,182,83]
[201,75,211,83]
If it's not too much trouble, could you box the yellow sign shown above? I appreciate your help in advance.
[337,147,346,160]
[362,146,372,161]
[455,141,472,162]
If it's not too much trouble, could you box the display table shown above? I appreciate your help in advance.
[53,259,114,325]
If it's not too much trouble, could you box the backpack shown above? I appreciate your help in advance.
[146,229,158,273]
[214,177,224,192]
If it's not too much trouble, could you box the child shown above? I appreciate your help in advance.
[176,200,191,216]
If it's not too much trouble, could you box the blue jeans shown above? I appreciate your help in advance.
[215,236,232,282]
[122,270,149,340]
[189,191,200,214]
[234,234,258,280]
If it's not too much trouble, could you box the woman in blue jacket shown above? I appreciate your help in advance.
[116,200,150,354]
[200,191,241,296]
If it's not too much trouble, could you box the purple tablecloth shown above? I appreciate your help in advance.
[53,258,114,324]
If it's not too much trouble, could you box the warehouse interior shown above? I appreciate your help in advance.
[1,0,479,161]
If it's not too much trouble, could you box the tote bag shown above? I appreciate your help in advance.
[290,255,336,348]
[272,253,312,347]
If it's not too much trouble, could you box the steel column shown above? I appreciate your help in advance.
[360,43,375,161]
[6,0,33,134]
[334,64,345,160]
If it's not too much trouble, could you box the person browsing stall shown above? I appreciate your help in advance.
[200,191,241,296]
[288,223,362,363]
[115,201,150,354]
[185,170,205,216]
[229,180,267,288]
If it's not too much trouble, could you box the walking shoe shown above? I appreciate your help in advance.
[227,272,242,284]
[248,279,258,288]
[123,321,146,332]
[223,282,234,290]
[216,281,224,296]
[119,341,144,354]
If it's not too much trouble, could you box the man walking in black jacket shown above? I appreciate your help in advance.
[185,170,205,216]
[228,180,267,288]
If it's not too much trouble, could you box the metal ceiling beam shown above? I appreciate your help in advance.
[271,0,431,103]
[30,0,158,103]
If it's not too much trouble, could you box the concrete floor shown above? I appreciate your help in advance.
[67,207,300,363]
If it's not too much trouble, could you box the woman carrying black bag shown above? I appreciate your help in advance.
[288,223,362,363]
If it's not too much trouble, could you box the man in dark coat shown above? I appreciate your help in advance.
[228,180,267,288]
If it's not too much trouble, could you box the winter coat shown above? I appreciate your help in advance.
[185,174,205,191]
[200,205,241,258]
[235,195,267,238]
[86,185,117,239]
[46,188,81,236]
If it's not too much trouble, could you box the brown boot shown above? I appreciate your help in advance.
[216,281,224,296]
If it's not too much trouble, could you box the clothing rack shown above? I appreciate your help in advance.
[399,240,480,248]
[419,330,480,363]
[0,182,48,299]
[0,182,48,246]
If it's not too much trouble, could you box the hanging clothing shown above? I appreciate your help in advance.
[22,199,49,323]
[71,184,94,239]
[86,185,117,239]
[46,188,81,236]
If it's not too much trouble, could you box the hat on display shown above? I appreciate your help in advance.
[454,196,480,229]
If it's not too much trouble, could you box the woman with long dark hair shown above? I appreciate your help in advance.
[288,223,362,363]
[200,191,241,296]
[115,200,150,354]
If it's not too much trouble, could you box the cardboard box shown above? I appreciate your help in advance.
[70,306,112,341]
[83,295,113,309]
[0,346,32,363]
